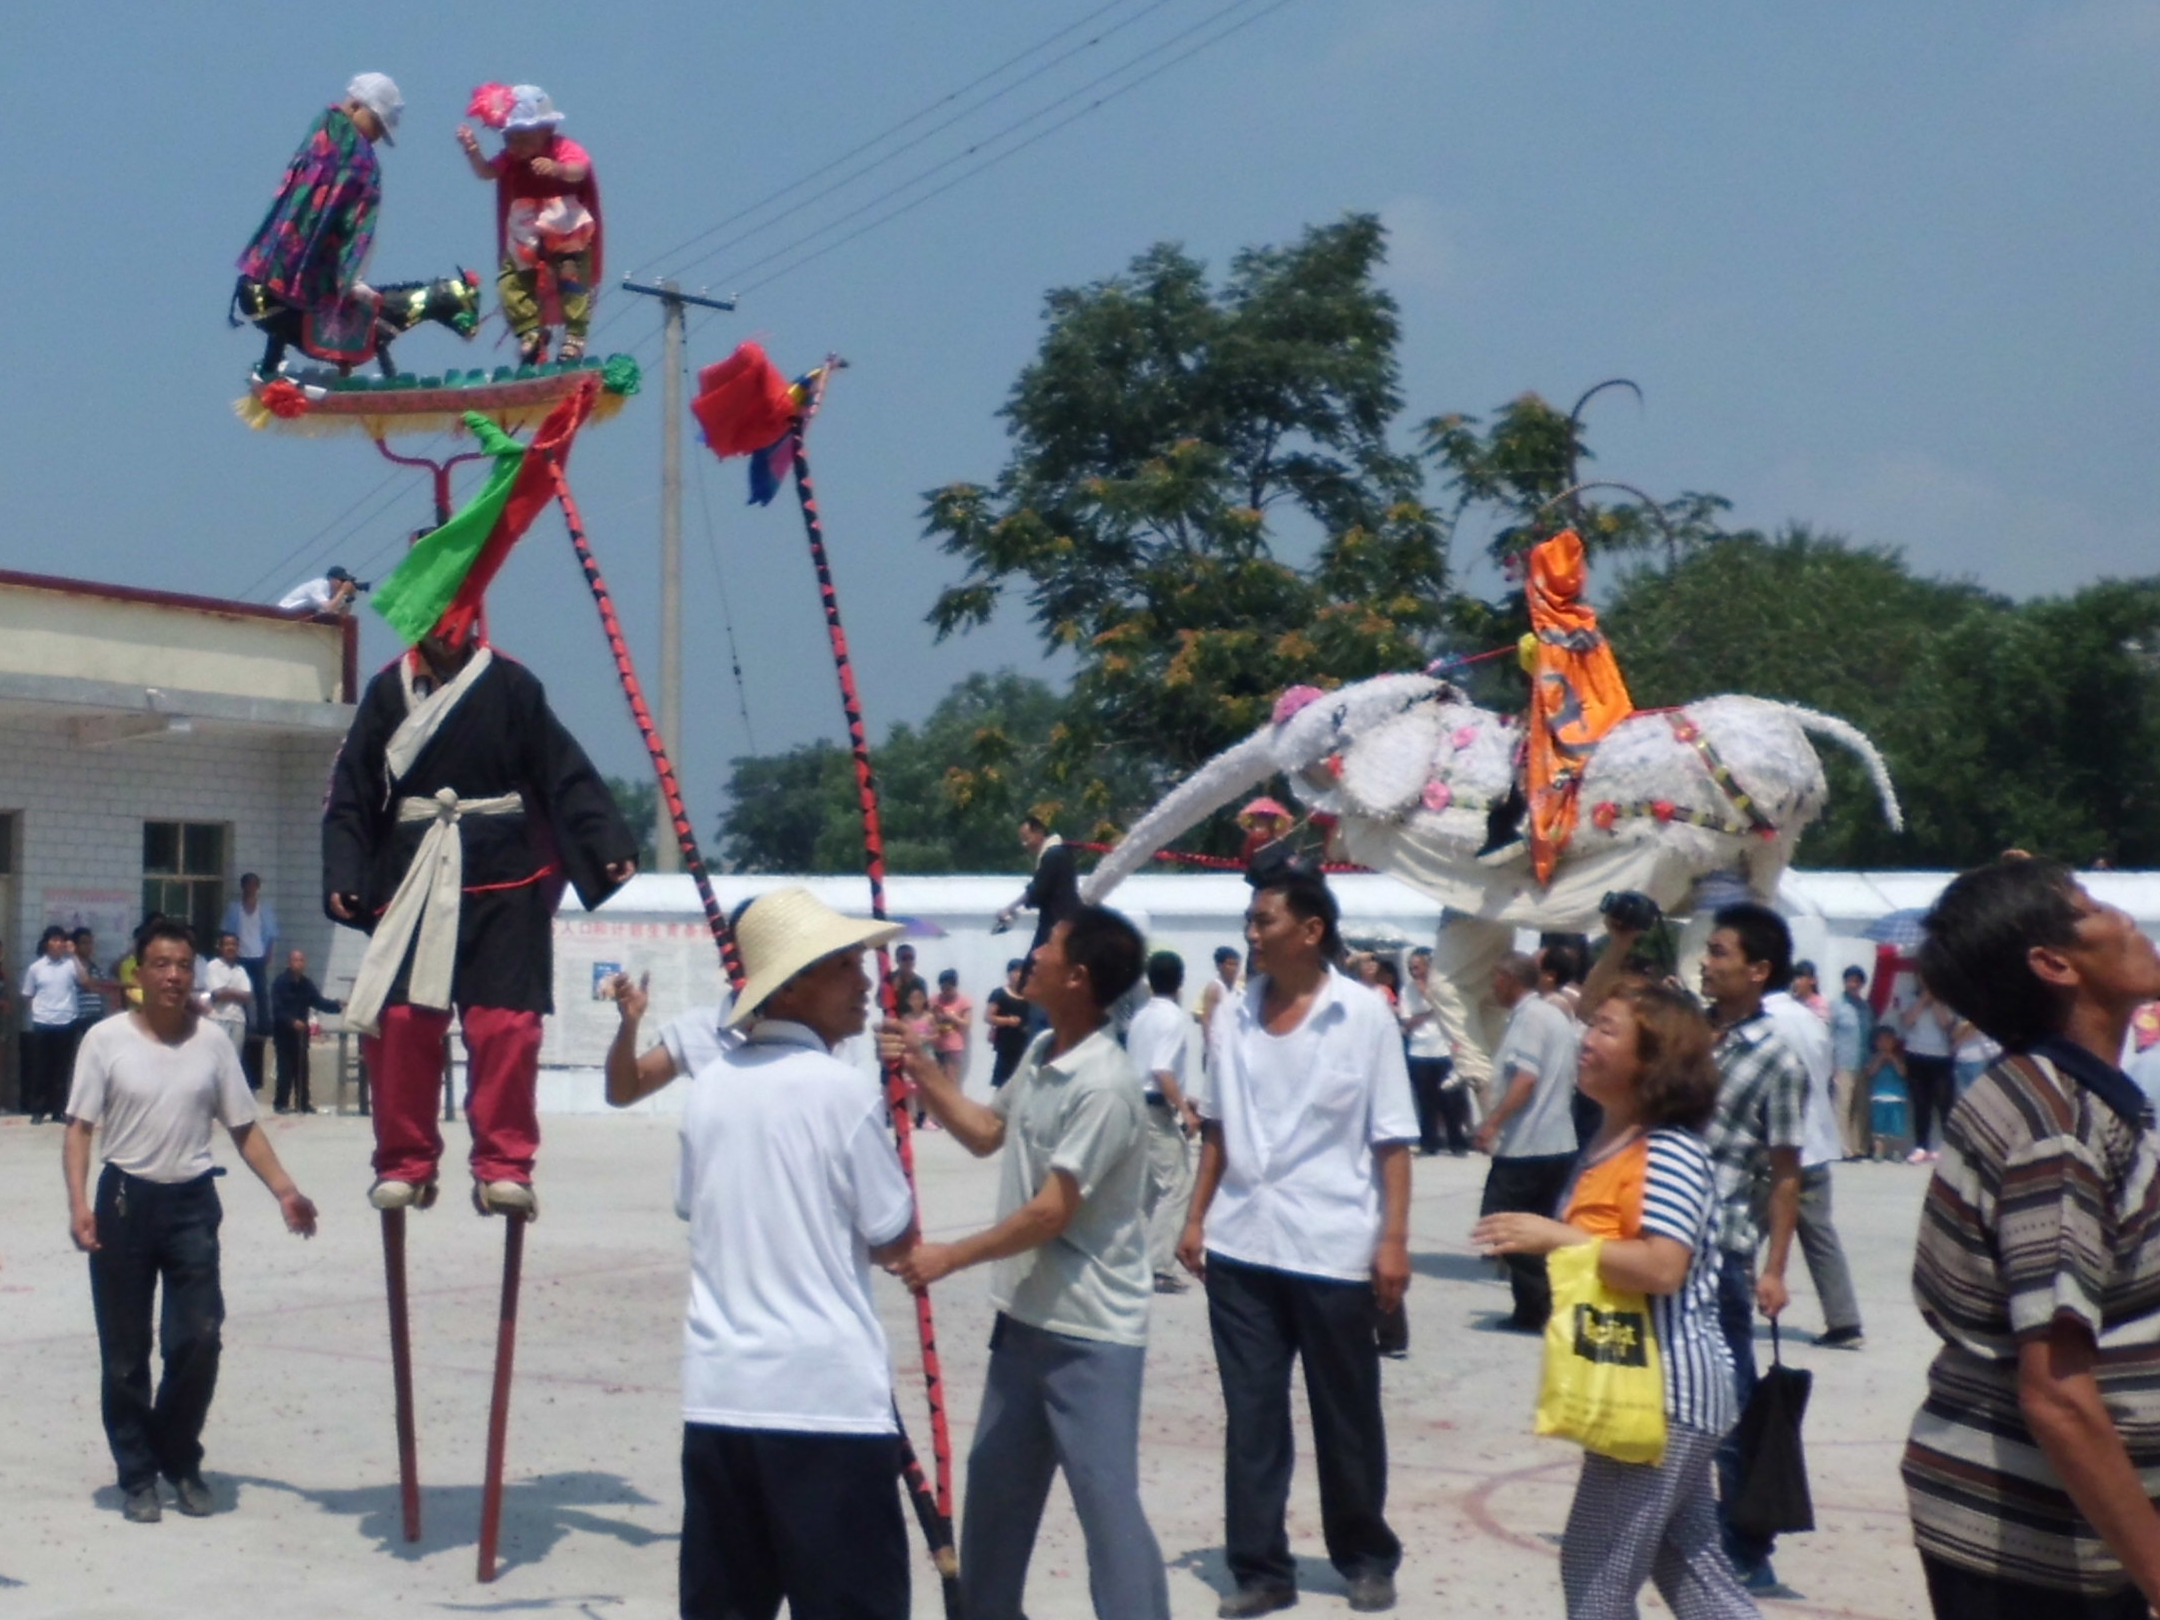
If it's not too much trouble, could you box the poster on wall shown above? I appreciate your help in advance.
[39,889,136,961]
[543,916,729,1068]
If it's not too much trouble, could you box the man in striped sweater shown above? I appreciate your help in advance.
[1903,858,2160,1619]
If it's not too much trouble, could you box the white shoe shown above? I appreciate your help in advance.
[368,1178,437,1211]
[474,1180,537,1220]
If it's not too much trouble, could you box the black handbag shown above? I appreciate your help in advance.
[1729,1321,1814,1537]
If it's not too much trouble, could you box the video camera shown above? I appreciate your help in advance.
[1598,889,1662,933]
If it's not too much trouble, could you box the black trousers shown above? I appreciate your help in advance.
[680,1423,908,1620]
[22,1022,78,1118]
[1922,1554,2146,1620]
[1205,1253,1401,1591]
[273,1027,312,1112]
[88,1167,224,1492]
[1479,1153,1578,1327]
[1407,1057,1457,1153]
[1907,1053,1956,1150]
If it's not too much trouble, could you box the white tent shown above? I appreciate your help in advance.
[526,867,2160,1113]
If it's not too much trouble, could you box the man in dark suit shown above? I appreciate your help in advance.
[997,815,1082,954]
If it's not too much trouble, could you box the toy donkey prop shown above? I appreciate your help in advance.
[234,269,481,379]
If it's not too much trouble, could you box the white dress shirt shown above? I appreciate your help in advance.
[1765,990,1842,1170]
[1192,968,1420,1282]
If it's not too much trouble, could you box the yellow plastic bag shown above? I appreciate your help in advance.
[1534,1240,1667,1466]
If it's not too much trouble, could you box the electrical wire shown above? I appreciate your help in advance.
[691,423,759,755]
[632,0,1161,280]
[649,0,1175,284]
[728,0,1300,297]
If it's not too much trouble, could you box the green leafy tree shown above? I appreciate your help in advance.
[922,215,1449,824]
[604,775,660,871]
[716,673,1128,874]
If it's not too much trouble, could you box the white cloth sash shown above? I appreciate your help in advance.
[345,787,524,1035]
[386,645,495,786]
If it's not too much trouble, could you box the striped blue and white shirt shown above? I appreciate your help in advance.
[1640,1128,1737,1436]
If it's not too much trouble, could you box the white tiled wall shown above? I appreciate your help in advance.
[0,718,344,982]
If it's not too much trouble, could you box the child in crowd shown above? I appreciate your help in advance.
[930,968,971,1086]
[900,980,937,1129]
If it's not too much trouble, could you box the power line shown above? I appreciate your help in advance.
[729,0,1300,297]
[633,0,1162,280]
[652,0,1176,284]
[690,422,759,754]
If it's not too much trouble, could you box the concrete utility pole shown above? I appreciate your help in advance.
[619,278,735,873]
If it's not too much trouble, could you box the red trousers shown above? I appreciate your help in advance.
[364,1004,543,1186]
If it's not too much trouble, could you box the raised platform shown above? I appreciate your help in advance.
[235,354,641,437]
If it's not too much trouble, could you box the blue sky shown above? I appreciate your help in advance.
[2,1,2153,831]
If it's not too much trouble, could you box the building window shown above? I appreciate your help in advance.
[143,821,226,947]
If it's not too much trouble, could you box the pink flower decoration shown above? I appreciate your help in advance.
[467,82,518,129]
[1651,799,1676,823]
[1451,726,1477,751]
[1272,685,1324,726]
[1421,781,1453,812]
[1325,753,1344,780]
[1591,801,1619,832]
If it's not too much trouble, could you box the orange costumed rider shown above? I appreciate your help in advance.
[1524,528,1632,884]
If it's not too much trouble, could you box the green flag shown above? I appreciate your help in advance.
[371,414,526,643]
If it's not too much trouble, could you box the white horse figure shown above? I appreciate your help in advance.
[1080,672,1903,1084]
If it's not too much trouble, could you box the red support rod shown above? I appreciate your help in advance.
[369,438,493,527]
[548,461,746,990]
[476,1215,528,1582]
[788,429,957,1523]
[380,1209,421,1543]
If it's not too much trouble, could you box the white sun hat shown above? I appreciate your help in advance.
[504,85,566,132]
[727,887,903,1027]
[346,72,404,145]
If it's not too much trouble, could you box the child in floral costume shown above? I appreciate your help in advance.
[236,74,402,368]
[458,85,601,365]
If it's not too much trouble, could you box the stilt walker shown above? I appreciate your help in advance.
[545,430,961,1613]
[686,343,963,1612]
[322,382,639,1574]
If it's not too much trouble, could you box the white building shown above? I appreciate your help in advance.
[0,568,354,1106]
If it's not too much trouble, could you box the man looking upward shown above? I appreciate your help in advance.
[884,906,1169,1620]
[1180,865,1417,1616]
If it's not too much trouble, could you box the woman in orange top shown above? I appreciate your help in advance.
[1475,983,1754,1619]
[1525,529,1633,885]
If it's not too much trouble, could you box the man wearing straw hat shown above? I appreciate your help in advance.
[676,886,921,1620]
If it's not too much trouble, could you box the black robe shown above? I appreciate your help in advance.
[323,652,636,1014]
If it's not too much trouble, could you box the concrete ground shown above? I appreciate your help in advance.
[0,1110,1937,1619]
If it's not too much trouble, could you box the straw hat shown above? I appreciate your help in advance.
[727,887,903,1027]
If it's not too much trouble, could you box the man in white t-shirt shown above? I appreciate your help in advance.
[1180,866,1417,1617]
[1473,951,1581,1332]
[884,905,1170,1620]
[201,932,255,1074]
[673,888,919,1620]
[1125,950,1199,1294]
[61,918,317,1524]
[1764,987,1864,1349]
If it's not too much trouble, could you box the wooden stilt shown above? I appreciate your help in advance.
[381,1207,421,1543]
[476,1212,528,1582]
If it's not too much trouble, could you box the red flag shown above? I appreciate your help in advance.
[691,342,797,459]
